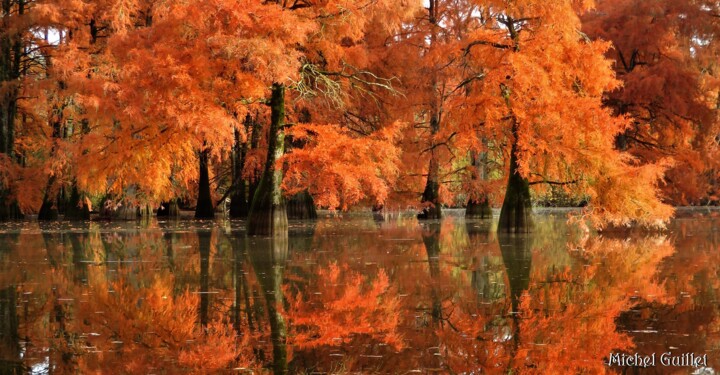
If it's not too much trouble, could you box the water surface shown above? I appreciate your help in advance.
[0,212,718,373]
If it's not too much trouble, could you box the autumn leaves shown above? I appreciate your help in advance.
[0,0,717,229]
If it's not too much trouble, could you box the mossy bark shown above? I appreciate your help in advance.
[195,149,215,219]
[498,120,532,232]
[248,84,288,236]
[113,204,138,221]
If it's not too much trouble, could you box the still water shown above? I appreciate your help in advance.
[0,211,718,374]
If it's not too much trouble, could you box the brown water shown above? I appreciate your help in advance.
[0,212,718,374]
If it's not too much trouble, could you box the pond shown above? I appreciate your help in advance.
[0,210,719,374]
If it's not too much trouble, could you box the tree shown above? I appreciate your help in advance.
[582,0,720,205]
[0,0,33,220]
[457,0,673,231]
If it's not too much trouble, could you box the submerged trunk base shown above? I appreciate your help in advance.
[498,175,532,232]
[286,191,317,220]
[38,200,58,221]
[64,186,90,221]
[0,191,23,221]
[466,197,492,219]
[157,200,180,218]
[247,206,288,236]
[195,150,215,219]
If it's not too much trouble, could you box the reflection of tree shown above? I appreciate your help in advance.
[0,286,21,373]
[421,223,443,324]
[1,217,715,373]
[247,235,289,373]
[511,234,675,373]
[466,220,506,304]
[616,219,720,371]
[1,224,260,373]
[198,231,210,327]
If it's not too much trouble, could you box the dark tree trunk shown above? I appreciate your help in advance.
[466,198,492,218]
[466,149,493,219]
[157,199,180,218]
[0,0,24,221]
[419,115,442,220]
[247,112,262,214]
[39,116,62,220]
[498,119,532,232]
[229,117,251,218]
[38,179,59,220]
[195,149,215,219]
[286,191,317,220]
[248,84,288,235]
[285,109,317,221]
[64,184,90,220]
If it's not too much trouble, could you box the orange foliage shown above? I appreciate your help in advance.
[282,122,405,209]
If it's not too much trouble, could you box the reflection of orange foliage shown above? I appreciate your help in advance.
[73,277,253,373]
[286,263,403,350]
[516,285,633,374]
[513,235,675,373]
[434,300,511,373]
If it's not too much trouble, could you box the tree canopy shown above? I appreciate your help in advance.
[1,0,716,228]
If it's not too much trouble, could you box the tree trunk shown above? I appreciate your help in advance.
[229,118,251,218]
[286,191,317,220]
[247,112,262,215]
[64,184,90,220]
[157,199,180,218]
[466,148,492,219]
[498,119,532,232]
[139,204,152,219]
[195,149,215,219]
[247,84,288,235]
[418,114,442,220]
[113,204,138,220]
[466,198,492,218]
[0,0,24,221]
[38,177,59,220]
